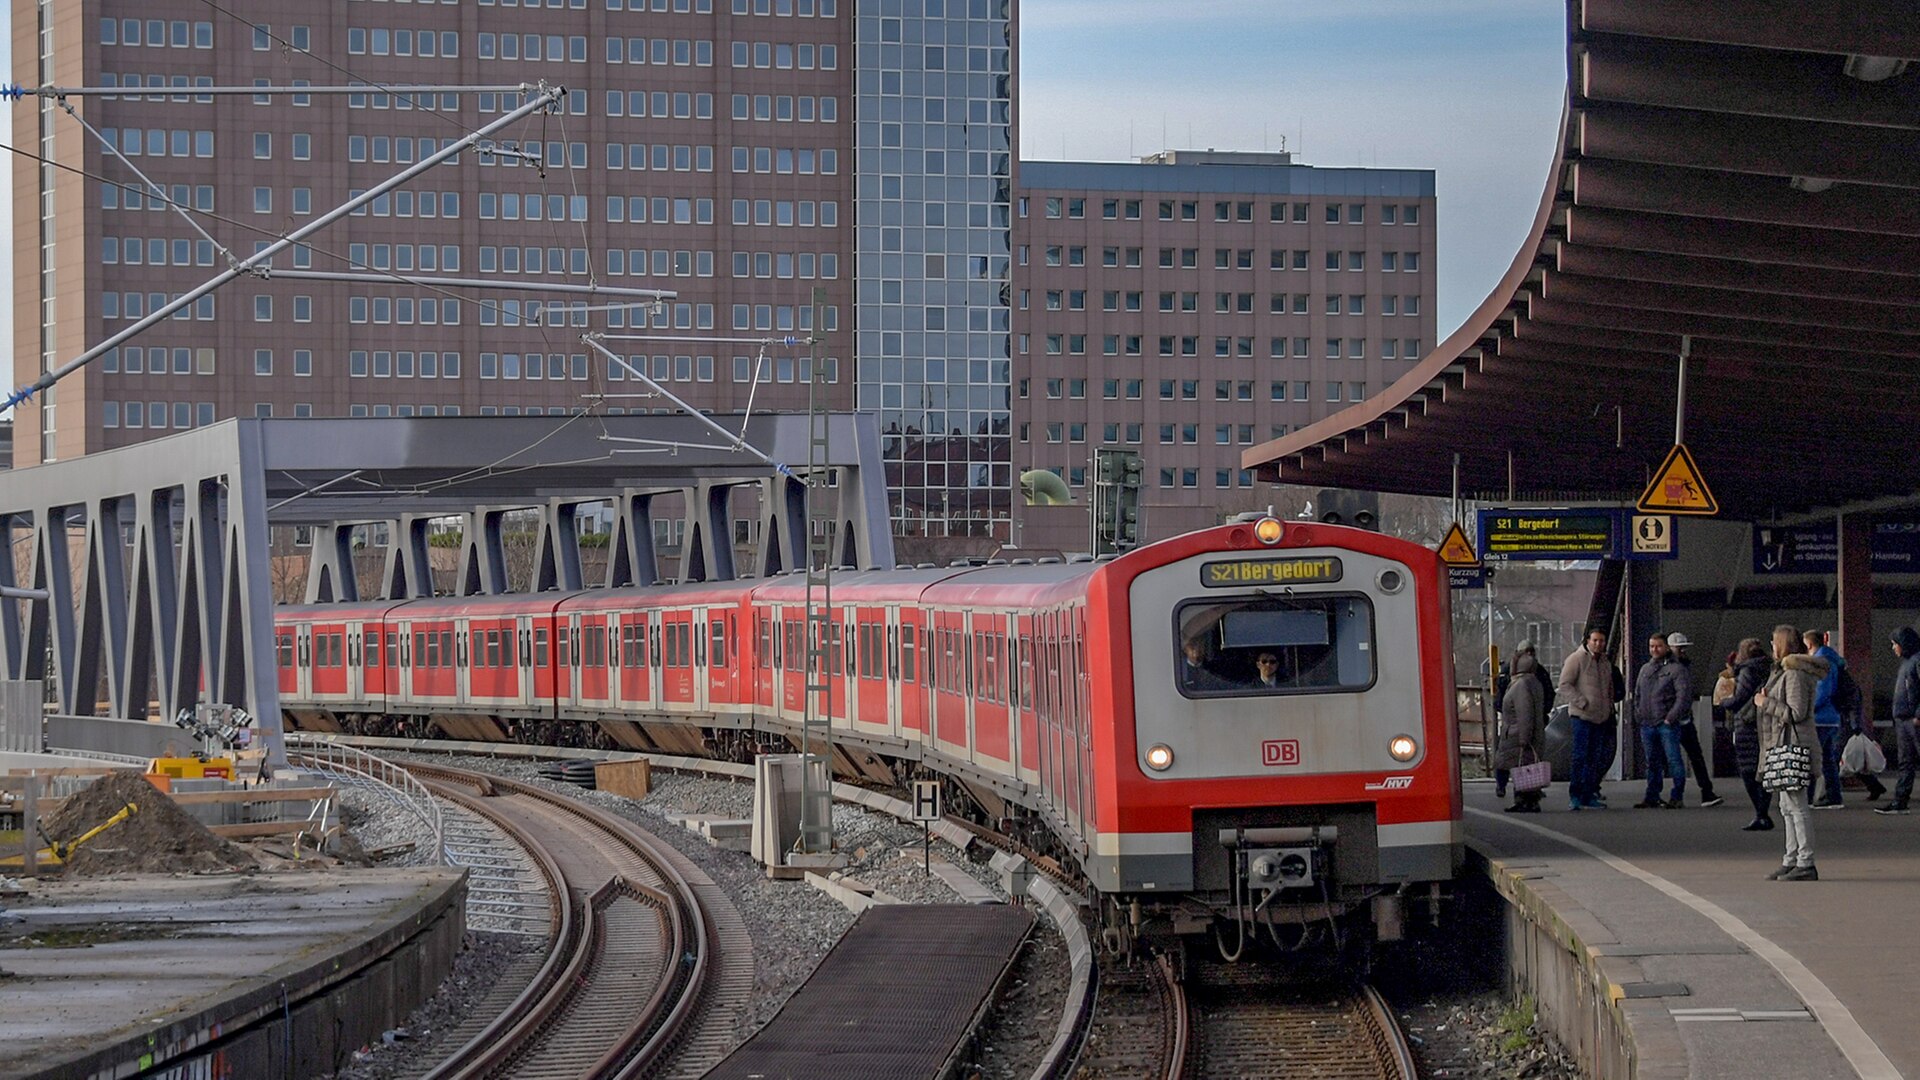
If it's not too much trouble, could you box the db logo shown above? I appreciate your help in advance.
[1364,776,1415,791]
[1261,739,1301,767]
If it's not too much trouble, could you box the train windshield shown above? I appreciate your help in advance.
[1173,594,1375,698]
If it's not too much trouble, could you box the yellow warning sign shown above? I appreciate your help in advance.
[1637,443,1719,516]
[1436,522,1480,567]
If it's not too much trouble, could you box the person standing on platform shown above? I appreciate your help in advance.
[1559,627,1622,811]
[1494,644,1547,812]
[1874,626,1920,816]
[1718,638,1773,830]
[1666,633,1721,807]
[1633,633,1691,808]
[1801,629,1847,807]
[1756,625,1824,881]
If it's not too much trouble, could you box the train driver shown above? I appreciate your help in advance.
[1181,634,1236,692]
[1251,651,1287,689]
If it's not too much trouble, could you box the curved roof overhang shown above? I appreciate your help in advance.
[1244,1,1920,520]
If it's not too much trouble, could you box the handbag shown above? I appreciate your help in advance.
[1759,701,1813,793]
[1512,759,1552,793]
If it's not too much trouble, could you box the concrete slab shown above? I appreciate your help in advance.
[0,867,465,1079]
[1470,778,1911,1080]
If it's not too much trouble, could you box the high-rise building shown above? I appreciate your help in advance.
[1011,151,1436,548]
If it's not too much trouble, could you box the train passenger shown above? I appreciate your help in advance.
[1718,638,1773,830]
[1755,624,1823,880]
[1876,626,1920,816]
[1251,651,1286,690]
[1493,643,1546,813]
[1559,627,1623,811]
[1803,629,1847,807]
[1664,634,1722,807]
[1632,632,1691,809]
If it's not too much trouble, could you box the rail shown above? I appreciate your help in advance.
[407,764,710,1080]
[1171,964,1417,1080]
[286,733,445,863]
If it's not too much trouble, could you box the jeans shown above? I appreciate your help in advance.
[1572,718,1616,802]
[1778,787,1814,868]
[1641,724,1686,802]
[1813,725,1843,803]
[1895,719,1920,808]
[1677,720,1716,798]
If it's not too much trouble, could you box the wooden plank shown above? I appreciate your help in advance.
[209,820,317,839]
[168,787,334,806]
[594,759,651,800]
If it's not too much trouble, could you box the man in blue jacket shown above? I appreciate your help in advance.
[1804,629,1847,808]
[1875,627,1920,816]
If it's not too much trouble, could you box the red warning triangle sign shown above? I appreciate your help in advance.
[1436,522,1480,567]
[1637,443,1719,516]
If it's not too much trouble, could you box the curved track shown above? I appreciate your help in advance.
[410,764,712,1080]
[1171,961,1417,1080]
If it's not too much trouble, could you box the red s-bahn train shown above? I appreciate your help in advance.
[277,517,1462,953]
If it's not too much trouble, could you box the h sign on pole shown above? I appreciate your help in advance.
[913,779,942,873]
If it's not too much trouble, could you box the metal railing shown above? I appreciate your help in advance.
[285,733,445,864]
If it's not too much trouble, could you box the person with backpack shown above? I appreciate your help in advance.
[1804,629,1848,807]
[1874,626,1920,816]
[1716,638,1773,830]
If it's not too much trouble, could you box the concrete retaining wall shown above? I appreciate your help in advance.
[1476,844,1684,1080]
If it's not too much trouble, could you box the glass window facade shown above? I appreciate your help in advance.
[855,0,1013,540]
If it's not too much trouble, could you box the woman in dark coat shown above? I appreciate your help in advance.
[1493,646,1547,811]
[1716,637,1772,830]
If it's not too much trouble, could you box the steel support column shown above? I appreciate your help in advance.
[1838,513,1875,729]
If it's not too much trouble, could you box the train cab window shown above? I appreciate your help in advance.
[1174,595,1375,698]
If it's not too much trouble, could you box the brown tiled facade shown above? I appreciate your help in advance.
[12,0,856,464]
[1012,152,1436,548]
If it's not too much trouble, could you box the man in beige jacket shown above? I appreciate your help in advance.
[1559,627,1622,810]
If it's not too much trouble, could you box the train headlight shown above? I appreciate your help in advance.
[1144,744,1175,771]
[1388,735,1419,762]
[1253,517,1285,545]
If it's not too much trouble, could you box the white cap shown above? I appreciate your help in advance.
[1666,632,1693,648]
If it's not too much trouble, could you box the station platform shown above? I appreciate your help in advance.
[707,902,1034,1080]
[0,867,466,1078]
[1466,779,1912,1080]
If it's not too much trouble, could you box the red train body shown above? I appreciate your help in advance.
[279,520,1463,948]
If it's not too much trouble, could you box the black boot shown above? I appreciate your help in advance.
[1741,818,1774,831]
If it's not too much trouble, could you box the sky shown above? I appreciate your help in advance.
[0,2,1567,394]
[1017,0,1569,336]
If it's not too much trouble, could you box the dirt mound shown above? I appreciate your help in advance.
[40,771,255,876]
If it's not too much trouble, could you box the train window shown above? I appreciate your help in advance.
[534,627,550,666]
[470,630,484,667]
[423,633,439,668]
[276,635,293,669]
[1173,595,1375,698]
[901,624,917,683]
[443,631,456,668]
[487,630,502,668]
[365,633,381,669]
[387,633,398,667]
[711,620,726,668]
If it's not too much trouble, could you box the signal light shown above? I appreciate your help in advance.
[1253,517,1284,545]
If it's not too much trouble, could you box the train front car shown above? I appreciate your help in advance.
[1089,517,1461,957]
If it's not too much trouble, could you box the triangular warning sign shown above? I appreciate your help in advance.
[1637,442,1719,516]
[1436,522,1480,567]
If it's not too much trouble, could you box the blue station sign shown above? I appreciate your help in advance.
[1751,521,1920,575]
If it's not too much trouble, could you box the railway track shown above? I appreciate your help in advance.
[1171,960,1417,1080]
[407,764,714,1080]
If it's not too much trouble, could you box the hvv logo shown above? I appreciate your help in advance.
[1364,776,1415,791]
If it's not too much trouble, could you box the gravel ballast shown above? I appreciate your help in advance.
[350,750,1073,1073]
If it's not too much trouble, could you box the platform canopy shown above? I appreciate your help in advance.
[1245,1,1920,520]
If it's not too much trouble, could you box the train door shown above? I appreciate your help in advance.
[292,622,313,701]
[1074,607,1095,830]
[578,612,611,710]
[705,607,733,713]
[972,613,1012,771]
[883,607,903,741]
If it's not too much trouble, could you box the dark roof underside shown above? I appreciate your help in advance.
[1245,0,1920,520]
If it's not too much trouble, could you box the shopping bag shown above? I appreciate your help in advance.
[1511,760,1551,793]
[1840,733,1887,776]
[1759,742,1813,793]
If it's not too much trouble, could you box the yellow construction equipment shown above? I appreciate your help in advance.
[0,802,139,867]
